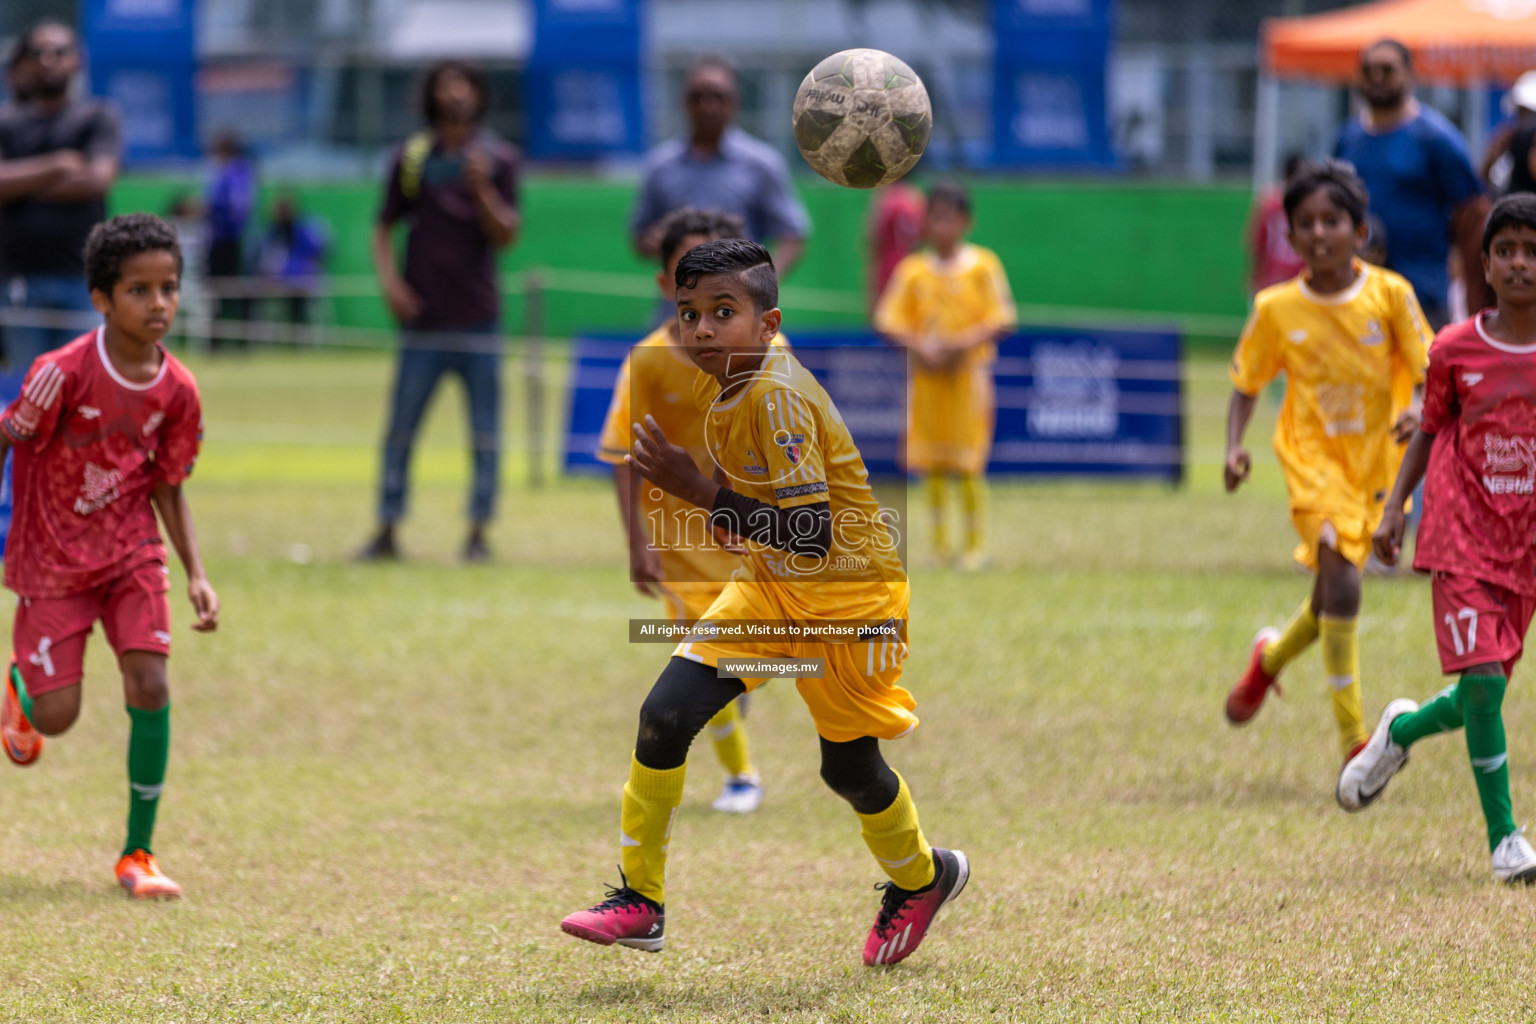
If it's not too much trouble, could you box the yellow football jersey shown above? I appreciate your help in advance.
[873,243,1018,370]
[1230,260,1430,518]
[600,327,737,588]
[693,346,907,624]
[599,327,791,591]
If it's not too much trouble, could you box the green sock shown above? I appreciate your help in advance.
[1460,675,1516,852]
[124,704,170,856]
[10,664,33,724]
[1389,683,1464,749]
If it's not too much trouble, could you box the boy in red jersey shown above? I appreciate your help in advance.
[0,213,217,899]
[1339,194,1536,883]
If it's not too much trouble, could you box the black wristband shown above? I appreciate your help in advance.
[710,489,831,557]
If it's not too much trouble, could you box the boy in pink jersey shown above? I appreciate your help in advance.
[1340,194,1536,883]
[0,213,218,899]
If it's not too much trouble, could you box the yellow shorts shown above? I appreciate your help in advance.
[672,581,916,743]
[907,363,995,475]
[657,581,726,624]
[1289,508,1376,571]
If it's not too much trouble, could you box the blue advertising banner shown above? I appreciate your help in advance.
[992,328,1182,481]
[82,0,199,162]
[564,328,1181,481]
[991,0,1116,169]
[525,0,645,159]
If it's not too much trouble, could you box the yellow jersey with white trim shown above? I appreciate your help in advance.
[693,346,907,621]
[1230,260,1430,518]
[597,327,788,586]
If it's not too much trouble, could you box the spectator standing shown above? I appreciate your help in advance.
[868,181,925,312]
[1334,39,1487,327]
[0,20,121,368]
[204,132,257,348]
[257,194,329,331]
[1483,72,1536,197]
[630,57,809,276]
[358,60,520,564]
[1248,155,1307,295]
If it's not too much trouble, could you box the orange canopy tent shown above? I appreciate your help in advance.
[1264,0,1536,84]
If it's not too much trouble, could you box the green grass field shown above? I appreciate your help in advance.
[1,349,1533,1022]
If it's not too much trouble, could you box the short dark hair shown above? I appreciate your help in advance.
[421,59,489,125]
[927,181,971,216]
[1483,193,1536,254]
[7,17,74,97]
[1363,38,1413,73]
[84,214,182,295]
[1282,153,1306,181]
[686,55,737,87]
[10,18,74,67]
[657,207,747,267]
[1283,158,1369,227]
[675,237,778,313]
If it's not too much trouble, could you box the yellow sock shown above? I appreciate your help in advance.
[927,474,951,556]
[1260,598,1319,676]
[857,774,935,891]
[1319,615,1367,755]
[706,699,753,778]
[620,754,686,905]
[959,472,987,554]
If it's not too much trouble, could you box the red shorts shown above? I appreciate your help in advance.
[12,561,172,697]
[1431,572,1536,677]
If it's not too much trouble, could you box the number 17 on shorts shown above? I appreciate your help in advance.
[1431,571,1536,676]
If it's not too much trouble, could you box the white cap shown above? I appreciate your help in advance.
[1510,71,1536,114]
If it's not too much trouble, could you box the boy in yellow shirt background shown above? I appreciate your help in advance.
[1223,159,1430,785]
[875,182,1017,570]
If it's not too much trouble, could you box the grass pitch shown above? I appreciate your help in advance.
[0,350,1532,1022]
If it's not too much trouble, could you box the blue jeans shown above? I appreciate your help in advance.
[378,325,502,524]
[2,275,98,370]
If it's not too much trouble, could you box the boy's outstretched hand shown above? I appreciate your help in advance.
[627,415,719,510]
[1373,506,1407,567]
[188,576,219,632]
[1223,448,1251,493]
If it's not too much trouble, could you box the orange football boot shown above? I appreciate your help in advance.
[2,664,41,766]
[116,850,182,900]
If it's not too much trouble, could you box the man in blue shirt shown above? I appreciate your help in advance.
[205,132,257,347]
[631,57,810,276]
[1335,39,1484,328]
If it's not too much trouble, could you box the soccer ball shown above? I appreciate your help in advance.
[792,48,931,189]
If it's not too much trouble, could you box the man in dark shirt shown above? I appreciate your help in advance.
[0,20,121,368]
[359,60,520,563]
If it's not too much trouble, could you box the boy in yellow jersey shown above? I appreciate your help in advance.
[874,182,1017,570]
[561,239,967,966]
[596,207,778,813]
[1224,159,1430,784]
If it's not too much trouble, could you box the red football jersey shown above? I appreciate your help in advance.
[1,328,202,598]
[1415,312,1536,594]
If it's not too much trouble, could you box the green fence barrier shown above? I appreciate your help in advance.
[111,175,1253,343]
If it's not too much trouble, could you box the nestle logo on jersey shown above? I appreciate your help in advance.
[1483,475,1534,495]
[1482,434,1536,496]
[73,462,122,516]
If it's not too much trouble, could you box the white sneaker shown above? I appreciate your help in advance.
[1492,830,1536,884]
[1337,698,1418,812]
[711,773,763,814]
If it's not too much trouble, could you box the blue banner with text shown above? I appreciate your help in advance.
[564,327,1181,482]
[991,0,1116,169]
[525,0,646,159]
[82,0,199,162]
